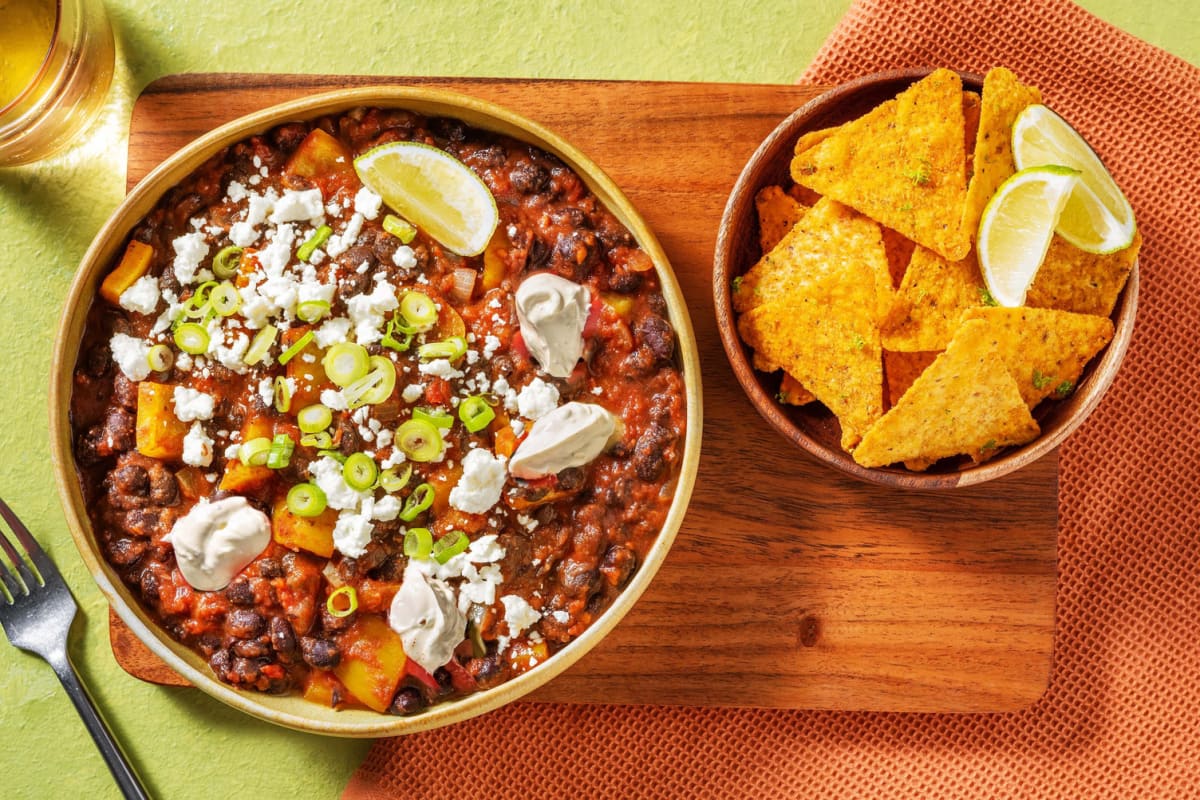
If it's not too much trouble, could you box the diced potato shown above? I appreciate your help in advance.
[333,615,408,713]
[493,426,517,459]
[302,669,343,708]
[434,302,466,340]
[218,416,274,494]
[100,240,154,305]
[272,495,336,558]
[508,638,549,672]
[285,129,355,181]
[175,466,213,502]
[135,382,188,460]
[482,235,507,291]
[601,292,634,321]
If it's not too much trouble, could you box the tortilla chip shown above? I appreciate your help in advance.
[883,349,940,408]
[853,320,1039,468]
[962,91,981,178]
[962,68,1043,240]
[734,198,892,323]
[881,226,917,288]
[779,373,816,406]
[790,68,971,262]
[880,245,986,351]
[736,266,882,450]
[1026,229,1141,317]
[959,305,1114,407]
[755,185,808,252]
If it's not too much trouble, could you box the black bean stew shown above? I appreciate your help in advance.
[71,108,686,714]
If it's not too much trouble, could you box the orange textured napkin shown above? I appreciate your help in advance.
[345,1,1200,796]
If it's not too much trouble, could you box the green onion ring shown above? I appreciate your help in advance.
[403,527,433,560]
[238,436,273,467]
[286,482,327,518]
[173,322,211,355]
[398,482,435,522]
[432,530,469,565]
[342,453,379,492]
[277,330,314,366]
[325,585,358,618]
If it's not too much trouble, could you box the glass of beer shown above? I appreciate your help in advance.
[0,0,115,166]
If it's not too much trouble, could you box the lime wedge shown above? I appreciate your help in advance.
[977,165,1080,307]
[1012,104,1136,254]
[354,142,499,256]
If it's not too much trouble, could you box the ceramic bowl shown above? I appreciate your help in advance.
[50,86,702,736]
[712,69,1136,490]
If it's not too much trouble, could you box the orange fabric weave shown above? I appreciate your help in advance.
[345,1,1200,796]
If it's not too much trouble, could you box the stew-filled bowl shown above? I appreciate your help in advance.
[50,87,701,736]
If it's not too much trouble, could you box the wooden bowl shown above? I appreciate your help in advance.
[49,86,702,736]
[713,69,1137,490]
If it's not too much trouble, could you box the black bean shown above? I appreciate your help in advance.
[209,648,233,678]
[232,638,271,659]
[226,609,265,639]
[510,162,550,195]
[106,537,146,566]
[320,605,355,631]
[139,568,159,602]
[635,313,675,363]
[110,464,149,501]
[600,545,637,589]
[430,117,467,144]
[549,230,599,281]
[606,268,643,294]
[257,558,283,579]
[98,407,136,455]
[525,237,550,271]
[196,635,222,658]
[433,667,454,693]
[300,636,341,669]
[632,425,673,482]
[270,122,309,153]
[112,374,138,409]
[388,687,425,715]
[224,580,254,606]
[467,653,502,686]
[270,616,298,660]
[557,467,585,491]
[467,143,506,169]
[230,657,263,686]
[558,558,599,596]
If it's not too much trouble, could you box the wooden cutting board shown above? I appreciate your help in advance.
[112,73,1058,712]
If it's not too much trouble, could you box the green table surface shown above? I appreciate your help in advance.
[1,1,1195,797]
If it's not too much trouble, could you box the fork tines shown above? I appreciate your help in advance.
[0,497,46,600]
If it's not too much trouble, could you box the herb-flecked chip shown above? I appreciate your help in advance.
[962,67,1043,240]
[755,185,808,252]
[853,320,1039,468]
[736,265,882,450]
[959,305,1114,408]
[1026,229,1141,317]
[790,68,971,262]
[779,373,816,406]
[881,245,986,352]
[883,349,940,408]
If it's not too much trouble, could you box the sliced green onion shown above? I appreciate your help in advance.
[399,483,435,522]
[244,325,278,366]
[212,245,244,279]
[300,431,333,449]
[325,585,358,618]
[209,281,241,316]
[458,395,496,433]
[296,299,331,323]
[399,291,437,332]
[342,453,379,491]
[417,335,467,361]
[381,318,414,352]
[395,418,443,462]
[297,403,333,433]
[146,344,174,372]
[342,356,396,408]
[180,286,214,320]
[378,465,413,493]
[323,342,370,386]
[266,433,295,469]
[432,530,469,565]
[413,407,453,430]
[278,330,314,366]
[403,527,433,560]
[273,376,292,413]
[383,214,418,244]
[297,225,332,262]
[317,449,347,464]
[239,436,273,466]
[287,482,327,517]
[173,322,211,355]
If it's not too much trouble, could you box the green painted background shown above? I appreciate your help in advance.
[1,1,1195,797]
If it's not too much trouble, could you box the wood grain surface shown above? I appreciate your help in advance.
[111,73,1058,712]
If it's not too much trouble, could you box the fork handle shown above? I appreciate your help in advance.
[49,651,152,800]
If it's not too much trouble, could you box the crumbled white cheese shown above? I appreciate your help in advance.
[353,186,383,220]
[269,189,325,224]
[256,223,297,277]
[173,386,215,421]
[309,456,367,511]
[346,278,399,345]
[517,377,560,420]
[182,423,215,467]
[401,383,424,403]
[225,181,249,203]
[229,221,258,248]
[372,495,402,522]
[448,448,507,515]
[171,232,210,285]
[321,388,348,411]
[109,333,151,382]
[418,359,464,380]
[315,317,352,348]
[392,245,417,269]
[332,510,374,558]
[501,594,542,639]
[325,212,364,258]
[551,609,570,625]
[211,331,250,374]
[118,275,161,315]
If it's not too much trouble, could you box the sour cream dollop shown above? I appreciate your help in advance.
[168,497,271,591]
[508,401,619,479]
[515,273,590,378]
[389,561,467,674]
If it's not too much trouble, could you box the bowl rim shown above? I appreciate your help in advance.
[712,68,1137,490]
[49,84,703,736]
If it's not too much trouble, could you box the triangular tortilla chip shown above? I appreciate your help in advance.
[733,198,892,323]
[962,68,1043,240]
[959,305,1114,407]
[883,349,940,408]
[779,373,816,406]
[1026,229,1141,317]
[880,245,986,351]
[853,320,1039,468]
[880,226,917,288]
[755,185,809,252]
[736,266,882,450]
[790,68,971,262]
